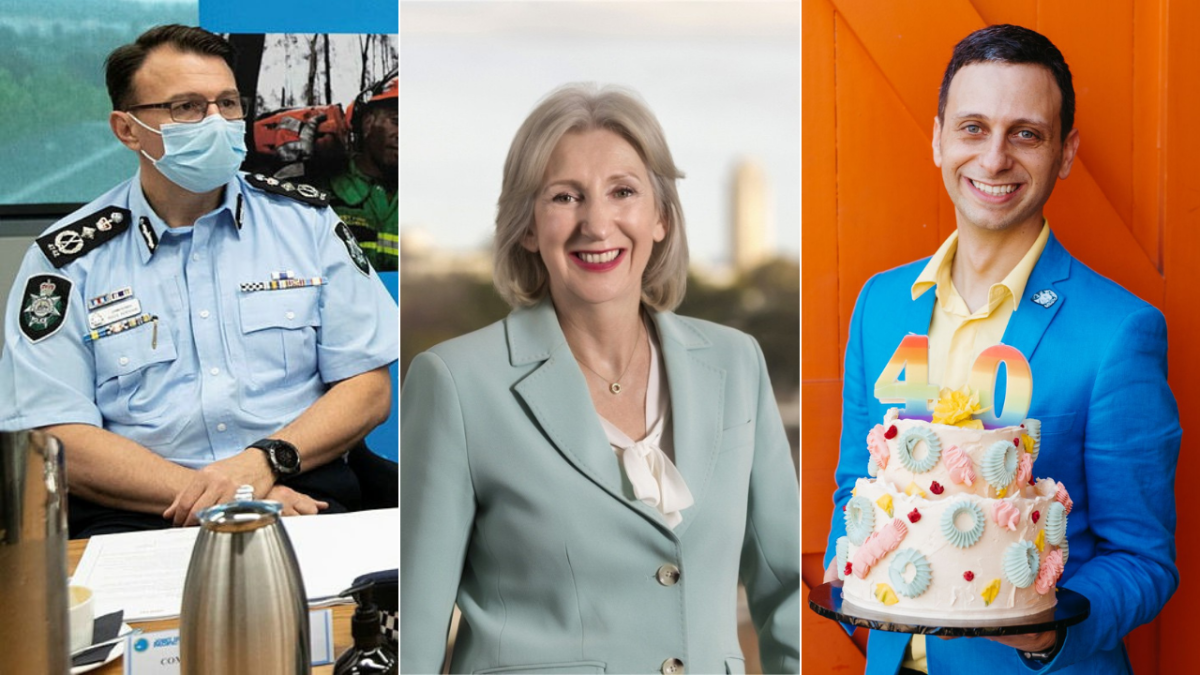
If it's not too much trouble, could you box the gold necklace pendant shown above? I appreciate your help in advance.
[610,382,622,395]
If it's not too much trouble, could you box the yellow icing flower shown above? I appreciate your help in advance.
[852,487,857,497]
[1035,529,1046,552]
[904,482,926,498]
[932,386,987,429]
[876,494,894,517]
[996,487,1007,498]
[981,578,1001,606]
[875,583,900,606]
[1021,433,1036,454]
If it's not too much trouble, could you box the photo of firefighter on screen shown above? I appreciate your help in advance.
[230,33,398,271]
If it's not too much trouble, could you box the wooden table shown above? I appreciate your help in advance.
[68,539,354,674]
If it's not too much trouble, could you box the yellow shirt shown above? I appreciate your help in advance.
[900,220,1049,672]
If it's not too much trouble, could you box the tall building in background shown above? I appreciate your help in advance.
[731,159,772,272]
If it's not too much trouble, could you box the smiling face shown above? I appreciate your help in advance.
[523,128,666,315]
[933,61,1080,235]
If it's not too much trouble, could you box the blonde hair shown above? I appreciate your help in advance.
[493,83,689,310]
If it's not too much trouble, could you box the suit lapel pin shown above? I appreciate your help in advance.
[1030,289,1058,308]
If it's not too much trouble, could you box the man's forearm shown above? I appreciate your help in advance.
[42,423,194,514]
[269,366,392,471]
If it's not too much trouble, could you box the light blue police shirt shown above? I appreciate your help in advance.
[0,171,398,468]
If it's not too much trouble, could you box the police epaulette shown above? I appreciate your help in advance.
[245,173,330,208]
[36,207,132,269]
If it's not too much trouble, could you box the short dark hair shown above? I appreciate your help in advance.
[937,24,1074,140]
[105,24,236,111]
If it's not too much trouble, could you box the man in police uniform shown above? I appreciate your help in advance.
[0,25,398,536]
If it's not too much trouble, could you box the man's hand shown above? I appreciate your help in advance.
[984,630,1057,653]
[824,559,839,584]
[265,485,329,516]
[163,449,275,526]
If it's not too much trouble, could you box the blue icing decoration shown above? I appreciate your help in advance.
[867,456,879,477]
[941,499,985,548]
[981,440,1018,490]
[1023,418,1041,461]
[1045,502,1067,546]
[1060,537,1069,564]
[845,495,875,545]
[836,536,850,580]
[888,548,932,598]
[1003,540,1040,588]
[897,427,942,473]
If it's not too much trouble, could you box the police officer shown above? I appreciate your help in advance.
[0,25,397,537]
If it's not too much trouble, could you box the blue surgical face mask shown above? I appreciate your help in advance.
[130,113,247,193]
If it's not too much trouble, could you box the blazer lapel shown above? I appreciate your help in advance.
[1001,231,1070,361]
[654,312,723,539]
[905,262,938,338]
[508,301,667,528]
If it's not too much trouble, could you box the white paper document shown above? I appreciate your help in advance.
[73,508,399,621]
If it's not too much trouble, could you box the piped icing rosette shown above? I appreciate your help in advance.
[1035,549,1065,595]
[1022,418,1041,461]
[943,444,975,486]
[867,456,880,477]
[897,427,941,473]
[851,518,908,578]
[981,441,1019,493]
[836,536,850,580]
[942,499,986,548]
[992,500,1020,531]
[888,548,932,598]
[844,495,875,545]
[1015,452,1033,487]
[1044,502,1068,546]
[1003,540,1040,588]
[867,424,891,470]
[1055,481,1074,514]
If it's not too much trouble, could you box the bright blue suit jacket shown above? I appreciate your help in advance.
[824,232,1180,674]
[402,299,800,674]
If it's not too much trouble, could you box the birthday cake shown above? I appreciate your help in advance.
[837,394,1071,621]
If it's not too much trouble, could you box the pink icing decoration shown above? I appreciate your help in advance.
[1056,482,1074,515]
[1015,452,1033,488]
[851,518,908,578]
[944,445,975,486]
[867,425,890,470]
[992,501,1020,531]
[1035,549,1064,595]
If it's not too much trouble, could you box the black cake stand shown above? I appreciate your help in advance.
[808,581,1090,637]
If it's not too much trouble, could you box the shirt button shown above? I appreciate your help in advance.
[656,564,680,586]
[661,658,684,674]
[216,423,227,432]
[192,253,200,261]
[285,311,295,320]
[209,367,220,376]
[199,310,210,319]
[118,356,129,366]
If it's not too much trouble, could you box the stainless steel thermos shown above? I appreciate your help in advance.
[0,429,70,673]
[180,486,310,674]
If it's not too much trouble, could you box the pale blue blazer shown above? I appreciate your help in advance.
[825,233,1181,674]
[402,299,800,674]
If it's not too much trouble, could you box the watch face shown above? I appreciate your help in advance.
[273,443,300,470]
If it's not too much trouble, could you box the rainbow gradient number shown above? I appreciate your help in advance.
[873,335,939,418]
[967,344,1033,427]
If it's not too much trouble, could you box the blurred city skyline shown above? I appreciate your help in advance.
[400,0,799,267]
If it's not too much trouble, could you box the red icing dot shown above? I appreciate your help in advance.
[1029,475,1036,486]
[1014,438,1021,446]
[907,508,922,523]
[1032,510,1041,524]
[884,425,898,440]
[1021,423,1026,428]
[842,504,847,511]
[963,571,975,582]
[929,481,944,495]
[844,562,853,576]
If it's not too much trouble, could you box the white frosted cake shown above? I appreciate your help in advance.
[838,406,1072,620]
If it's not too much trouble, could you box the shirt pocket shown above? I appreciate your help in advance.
[93,324,187,445]
[720,418,756,454]
[474,662,606,674]
[236,286,321,389]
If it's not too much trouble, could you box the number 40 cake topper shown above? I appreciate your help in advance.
[873,335,1033,428]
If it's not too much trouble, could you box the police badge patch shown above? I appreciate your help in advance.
[19,274,72,343]
[335,221,372,276]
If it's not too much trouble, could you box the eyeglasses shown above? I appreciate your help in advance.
[126,95,251,123]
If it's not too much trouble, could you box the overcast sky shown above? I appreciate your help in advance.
[400,0,799,266]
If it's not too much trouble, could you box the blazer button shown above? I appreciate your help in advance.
[656,563,681,586]
[661,658,684,674]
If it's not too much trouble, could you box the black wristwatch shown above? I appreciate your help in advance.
[1021,626,1066,663]
[249,438,301,477]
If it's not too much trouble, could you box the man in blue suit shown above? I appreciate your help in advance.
[823,25,1180,674]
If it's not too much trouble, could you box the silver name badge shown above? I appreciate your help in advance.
[88,297,142,329]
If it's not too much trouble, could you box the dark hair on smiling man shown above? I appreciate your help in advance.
[104,24,237,111]
[937,24,1075,141]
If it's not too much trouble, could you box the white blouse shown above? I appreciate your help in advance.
[598,330,695,528]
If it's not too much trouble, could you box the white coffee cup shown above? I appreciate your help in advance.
[69,584,95,653]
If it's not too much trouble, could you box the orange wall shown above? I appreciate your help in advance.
[802,0,1200,671]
